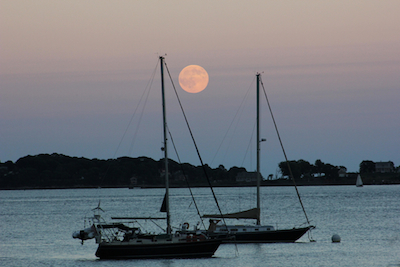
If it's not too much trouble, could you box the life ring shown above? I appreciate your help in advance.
[183,222,189,229]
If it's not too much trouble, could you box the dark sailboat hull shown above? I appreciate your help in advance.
[223,226,314,243]
[95,238,222,259]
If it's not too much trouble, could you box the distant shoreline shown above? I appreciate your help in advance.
[1,154,399,190]
[2,180,399,191]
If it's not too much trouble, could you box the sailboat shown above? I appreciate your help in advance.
[356,174,363,187]
[72,56,222,259]
[202,73,314,243]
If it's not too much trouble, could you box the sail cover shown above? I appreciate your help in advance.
[202,208,260,220]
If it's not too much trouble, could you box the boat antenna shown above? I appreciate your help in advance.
[259,75,311,225]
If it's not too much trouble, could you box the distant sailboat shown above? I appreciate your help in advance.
[356,174,363,187]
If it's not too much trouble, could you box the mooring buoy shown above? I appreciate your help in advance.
[332,234,341,243]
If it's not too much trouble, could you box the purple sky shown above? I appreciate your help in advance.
[1,1,399,175]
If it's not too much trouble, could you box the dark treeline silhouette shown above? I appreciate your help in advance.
[278,159,346,181]
[0,153,246,189]
[0,154,399,189]
[278,159,399,185]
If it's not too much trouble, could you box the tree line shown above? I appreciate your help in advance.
[278,159,346,180]
[0,154,398,189]
[0,153,246,189]
[278,159,399,185]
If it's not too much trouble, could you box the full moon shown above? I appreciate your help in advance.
[179,65,209,93]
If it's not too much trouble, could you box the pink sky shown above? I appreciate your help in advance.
[1,0,399,173]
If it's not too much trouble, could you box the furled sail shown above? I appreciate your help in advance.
[202,208,260,220]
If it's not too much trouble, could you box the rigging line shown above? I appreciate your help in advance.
[259,76,311,225]
[167,125,206,230]
[237,123,255,212]
[97,60,159,194]
[114,58,159,158]
[95,59,159,190]
[211,77,256,166]
[128,66,157,155]
[240,121,256,170]
[150,219,167,232]
[163,59,227,226]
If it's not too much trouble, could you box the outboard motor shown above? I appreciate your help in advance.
[72,225,97,244]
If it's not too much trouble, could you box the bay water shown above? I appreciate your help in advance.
[1,185,399,266]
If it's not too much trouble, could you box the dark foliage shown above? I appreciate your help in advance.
[359,160,376,174]
[1,154,399,189]
[0,154,246,189]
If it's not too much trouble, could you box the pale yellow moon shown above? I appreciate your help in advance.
[179,65,209,93]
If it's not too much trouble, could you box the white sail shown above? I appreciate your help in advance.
[356,174,363,187]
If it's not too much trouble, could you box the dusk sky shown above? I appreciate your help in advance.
[1,1,399,176]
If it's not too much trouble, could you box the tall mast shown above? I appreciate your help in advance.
[160,56,171,234]
[256,73,261,225]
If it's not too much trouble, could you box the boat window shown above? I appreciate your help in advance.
[255,229,259,231]
[231,229,238,232]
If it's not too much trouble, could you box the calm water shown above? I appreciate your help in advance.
[1,185,399,267]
